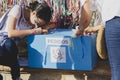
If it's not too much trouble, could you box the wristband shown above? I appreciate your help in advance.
[78,26,84,32]
[31,29,35,35]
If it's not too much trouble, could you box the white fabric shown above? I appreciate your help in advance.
[81,0,86,6]
[1,5,31,35]
[94,0,104,25]
[96,0,103,13]
[102,0,120,22]
[8,5,21,20]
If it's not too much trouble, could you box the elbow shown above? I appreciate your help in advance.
[7,32,14,38]
[8,34,13,38]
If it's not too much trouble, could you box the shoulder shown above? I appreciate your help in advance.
[10,5,21,13]
[8,5,22,20]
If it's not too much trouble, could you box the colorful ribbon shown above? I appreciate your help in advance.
[1,0,84,29]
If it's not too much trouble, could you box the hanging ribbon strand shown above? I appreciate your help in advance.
[0,0,84,29]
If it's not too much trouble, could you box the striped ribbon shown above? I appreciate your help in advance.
[1,0,83,29]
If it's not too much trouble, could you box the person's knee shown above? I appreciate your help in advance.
[4,38,15,48]
[4,38,18,55]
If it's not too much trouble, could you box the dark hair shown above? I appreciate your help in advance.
[29,1,53,23]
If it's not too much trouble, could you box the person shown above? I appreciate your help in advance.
[73,0,92,36]
[73,0,103,35]
[82,0,104,35]
[77,0,120,79]
[0,1,55,80]
[88,0,120,79]
[82,0,108,60]
[102,0,120,80]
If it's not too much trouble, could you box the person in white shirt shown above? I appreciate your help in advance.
[82,0,104,35]
[81,0,120,80]
[0,1,55,80]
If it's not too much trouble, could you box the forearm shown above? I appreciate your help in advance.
[92,24,104,32]
[8,27,44,38]
[74,0,92,36]
[8,29,34,38]
[79,0,92,31]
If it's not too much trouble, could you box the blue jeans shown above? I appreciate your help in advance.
[0,38,20,80]
[105,16,120,80]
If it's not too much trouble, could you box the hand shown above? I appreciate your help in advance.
[83,26,98,35]
[32,22,56,35]
[41,23,56,34]
[33,27,42,34]
[74,29,84,37]
[42,29,48,34]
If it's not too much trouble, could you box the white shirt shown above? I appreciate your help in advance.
[95,0,104,25]
[8,5,31,30]
[89,0,103,25]
[102,0,120,22]
[96,0,103,13]
[0,5,31,35]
